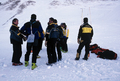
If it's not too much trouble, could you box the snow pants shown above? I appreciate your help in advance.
[25,40,38,63]
[77,41,90,59]
[47,38,57,64]
[36,38,43,56]
[56,41,62,60]
[12,43,22,63]
[61,38,68,52]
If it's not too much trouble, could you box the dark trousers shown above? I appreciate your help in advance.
[56,41,62,60]
[61,38,68,51]
[77,41,90,58]
[37,38,43,56]
[64,38,68,51]
[12,43,22,63]
[47,38,57,63]
[25,40,38,63]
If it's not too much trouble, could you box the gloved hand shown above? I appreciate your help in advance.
[77,39,80,44]
[23,37,27,41]
[63,36,66,38]
[90,39,92,43]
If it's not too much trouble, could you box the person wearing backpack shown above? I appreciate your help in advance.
[10,18,27,66]
[20,14,44,70]
[75,17,93,60]
[54,19,63,61]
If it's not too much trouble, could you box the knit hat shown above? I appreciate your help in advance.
[31,14,36,19]
[49,17,54,22]
[61,23,67,29]
[84,17,88,23]
[54,19,57,23]
[61,23,66,27]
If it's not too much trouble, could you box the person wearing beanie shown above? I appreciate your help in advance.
[31,14,36,22]
[75,17,93,60]
[20,14,44,70]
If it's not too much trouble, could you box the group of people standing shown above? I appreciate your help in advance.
[45,17,69,65]
[10,14,93,70]
[9,14,69,70]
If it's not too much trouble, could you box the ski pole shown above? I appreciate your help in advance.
[81,8,83,24]
[89,7,92,25]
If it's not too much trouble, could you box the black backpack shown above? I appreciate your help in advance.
[49,24,60,39]
[97,50,117,60]
[89,44,99,51]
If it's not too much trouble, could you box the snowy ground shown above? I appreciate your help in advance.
[0,0,120,81]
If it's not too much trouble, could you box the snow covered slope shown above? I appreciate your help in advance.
[0,0,120,81]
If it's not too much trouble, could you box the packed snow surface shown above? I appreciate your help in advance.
[0,0,120,81]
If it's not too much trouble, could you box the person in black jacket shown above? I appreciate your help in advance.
[45,17,56,65]
[45,17,58,65]
[36,30,45,58]
[20,14,44,70]
[75,17,93,60]
[10,18,26,66]
[54,19,63,61]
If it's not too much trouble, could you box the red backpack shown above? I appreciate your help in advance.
[89,44,117,60]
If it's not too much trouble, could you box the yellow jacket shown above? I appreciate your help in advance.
[62,27,69,38]
[38,30,45,38]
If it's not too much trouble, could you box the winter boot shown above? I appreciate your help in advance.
[32,63,37,70]
[46,63,53,66]
[12,62,23,66]
[83,53,89,60]
[61,50,68,53]
[37,55,41,58]
[25,61,29,67]
[82,57,88,60]
[19,62,23,65]
[75,53,80,60]
[88,53,90,57]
